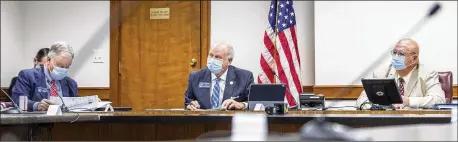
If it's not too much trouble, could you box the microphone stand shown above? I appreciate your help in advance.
[0,88,23,114]
[55,94,70,112]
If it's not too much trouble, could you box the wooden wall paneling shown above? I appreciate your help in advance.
[200,0,210,68]
[314,85,458,99]
[302,86,313,93]
[1,85,456,101]
[50,123,300,141]
[77,87,110,100]
[313,85,364,99]
[118,1,142,111]
[110,0,121,106]
[454,85,457,99]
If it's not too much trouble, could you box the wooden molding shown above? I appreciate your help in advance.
[455,85,457,99]
[110,0,121,106]
[312,85,458,100]
[1,87,110,101]
[200,0,210,68]
[2,85,454,102]
[302,86,313,93]
[78,87,110,100]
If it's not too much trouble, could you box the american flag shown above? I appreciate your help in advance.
[258,0,302,107]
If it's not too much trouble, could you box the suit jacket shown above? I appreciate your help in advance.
[184,65,254,109]
[11,66,78,111]
[356,64,445,109]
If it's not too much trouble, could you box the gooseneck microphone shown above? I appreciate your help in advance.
[0,88,23,114]
[56,93,70,112]
[299,2,442,141]
[428,3,441,17]
[271,71,299,109]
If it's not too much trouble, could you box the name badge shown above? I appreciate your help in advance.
[199,82,211,88]
[38,87,49,93]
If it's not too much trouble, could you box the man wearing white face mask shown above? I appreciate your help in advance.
[184,42,254,110]
[356,38,445,109]
[12,42,78,111]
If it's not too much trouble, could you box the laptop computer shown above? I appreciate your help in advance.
[248,84,286,110]
[361,78,403,108]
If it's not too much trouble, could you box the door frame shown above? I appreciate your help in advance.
[109,1,211,106]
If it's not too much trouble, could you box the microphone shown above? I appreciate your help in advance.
[0,88,23,114]
[428,3,441,17]
[55,94,70,112]
[271,70,299,109]
[299,3,443,141]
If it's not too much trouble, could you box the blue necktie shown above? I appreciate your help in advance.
[211,78,221,109]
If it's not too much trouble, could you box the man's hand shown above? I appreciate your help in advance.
[0,102,6,110]
[38,99,53,111]
[186,100,200,110]
[393,96,410,109]
[222,99,245,110]
[402,96,410,106]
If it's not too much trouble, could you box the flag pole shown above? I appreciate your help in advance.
[272,0,280,84]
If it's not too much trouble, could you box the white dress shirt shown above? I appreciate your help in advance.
[211,69,228,105]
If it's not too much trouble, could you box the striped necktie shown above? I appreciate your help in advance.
[399,77,405,96]
[211,78,221,109]
[50,80,58,97]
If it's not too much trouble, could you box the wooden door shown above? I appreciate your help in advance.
[111,1,209,111]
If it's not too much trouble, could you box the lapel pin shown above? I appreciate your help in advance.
[230,81,234,85]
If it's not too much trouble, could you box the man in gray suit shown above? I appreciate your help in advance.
[184,42,254,110]
[356,38,445,109]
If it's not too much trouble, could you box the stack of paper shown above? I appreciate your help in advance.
[50,95,112,111]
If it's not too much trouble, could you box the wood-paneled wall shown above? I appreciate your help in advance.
[311,85,458,100]
[1,85,456,102]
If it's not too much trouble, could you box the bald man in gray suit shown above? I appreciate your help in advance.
[356,39,445,109]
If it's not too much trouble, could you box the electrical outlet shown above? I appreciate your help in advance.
[93,50,104,63]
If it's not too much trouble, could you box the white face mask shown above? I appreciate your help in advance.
[207,58,223,74]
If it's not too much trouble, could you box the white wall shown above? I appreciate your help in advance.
[211,1,316,86]
[0,1,110,87]
[1,1,26,87]
[4,1,455,88]
[315,1,458,85]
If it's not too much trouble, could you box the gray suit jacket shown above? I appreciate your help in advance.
[356,64,445,109]
[184,65,254,109]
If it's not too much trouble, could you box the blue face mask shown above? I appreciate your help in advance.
[207,58,223,74]
[50,66,68,80]
[391,55,406,70]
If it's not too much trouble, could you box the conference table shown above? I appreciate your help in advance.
[0,109,453,141]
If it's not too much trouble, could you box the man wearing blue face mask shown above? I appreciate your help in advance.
[12,42,78,111]
[356,38,445,109]
[184,42,254,110]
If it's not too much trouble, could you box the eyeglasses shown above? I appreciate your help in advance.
[391,50,416,57]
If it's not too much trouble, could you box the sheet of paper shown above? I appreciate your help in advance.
[50,95,99,108]
[46,105,62,115]
[50,95,111,111]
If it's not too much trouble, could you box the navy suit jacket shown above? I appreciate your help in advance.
[184,65,254,109]
[11,67,78,111]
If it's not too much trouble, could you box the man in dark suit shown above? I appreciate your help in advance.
[185,42,254,110]
[12,42,78,111]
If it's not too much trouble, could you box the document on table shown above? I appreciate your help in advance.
[50,95,110,111]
